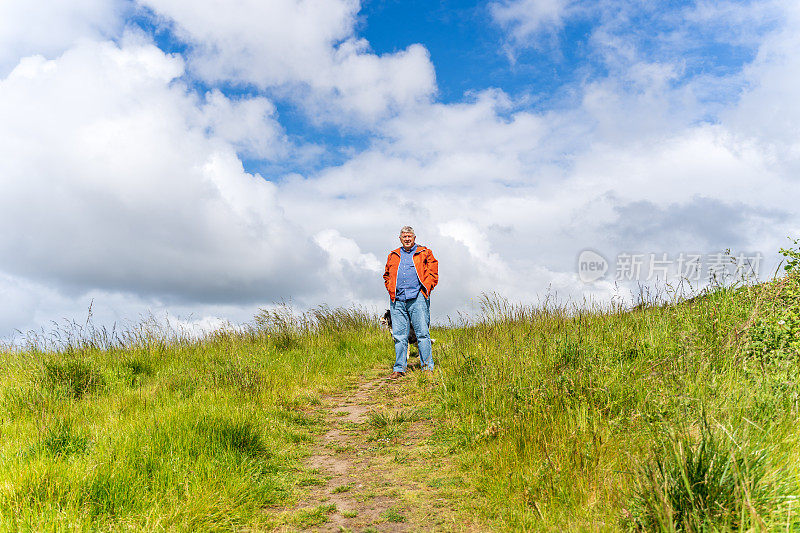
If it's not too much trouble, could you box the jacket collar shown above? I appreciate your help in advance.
[391,245,426,256]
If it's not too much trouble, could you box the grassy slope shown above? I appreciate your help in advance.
[429,281,800,530]
[1,277,799,531]
[0,310,390,530]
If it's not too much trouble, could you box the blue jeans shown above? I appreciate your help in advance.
[390,295,433,372]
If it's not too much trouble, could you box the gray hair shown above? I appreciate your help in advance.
[399,226,415,236]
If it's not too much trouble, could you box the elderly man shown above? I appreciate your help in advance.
[383,226,438,379]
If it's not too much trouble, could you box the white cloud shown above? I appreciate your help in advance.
[2,0,800,339]
[312,229,384,305]
[490,0,575,42]
[0,0,125,75]
[0,36,324,311]
[0,272,263,348]
[314,229,381,274]
[438,220,512,289]
[0,273,41,339]
[200,90,289,160]
[274,9,799,315]
[137,0,436,122]
[724,2,800,163]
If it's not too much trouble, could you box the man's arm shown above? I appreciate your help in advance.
[383,254,392,292]
[426,249,439,292]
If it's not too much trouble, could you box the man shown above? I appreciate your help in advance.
[383,226,438,379]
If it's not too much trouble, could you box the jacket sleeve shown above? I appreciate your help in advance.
[426,249,439,292]
[383,254,392,292]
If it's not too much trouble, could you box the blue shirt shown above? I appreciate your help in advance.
[395,244,422,301]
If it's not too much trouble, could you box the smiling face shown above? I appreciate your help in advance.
[399,231,416,250]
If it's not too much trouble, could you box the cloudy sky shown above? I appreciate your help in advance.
[1,0,798,339]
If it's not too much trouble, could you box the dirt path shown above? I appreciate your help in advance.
[275,368,481,532]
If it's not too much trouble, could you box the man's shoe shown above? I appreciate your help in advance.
[389,371,405,380]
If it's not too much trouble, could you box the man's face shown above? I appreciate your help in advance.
[399,232,416,249]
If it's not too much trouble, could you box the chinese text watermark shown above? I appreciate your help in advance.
[577,250,763,284]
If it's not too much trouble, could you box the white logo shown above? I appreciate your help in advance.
[577,249,608,283]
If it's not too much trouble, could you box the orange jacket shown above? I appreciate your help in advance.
[383,245,439,302]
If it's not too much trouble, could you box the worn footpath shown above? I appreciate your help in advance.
[274,365,485,532]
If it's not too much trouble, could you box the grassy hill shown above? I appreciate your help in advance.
[1,267,799,530]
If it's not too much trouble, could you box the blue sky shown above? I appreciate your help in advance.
[0,0,798,339]
[361,0,519,101]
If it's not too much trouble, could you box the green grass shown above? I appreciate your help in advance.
[629,417,788,530]
[2,269,800,530]
[422,276,800,529]
[294,503,337,527]
[0,305,386,530]
[297,476,327,487]
[381,506,407,523]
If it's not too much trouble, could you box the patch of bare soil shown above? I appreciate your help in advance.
[273,368,481,532]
